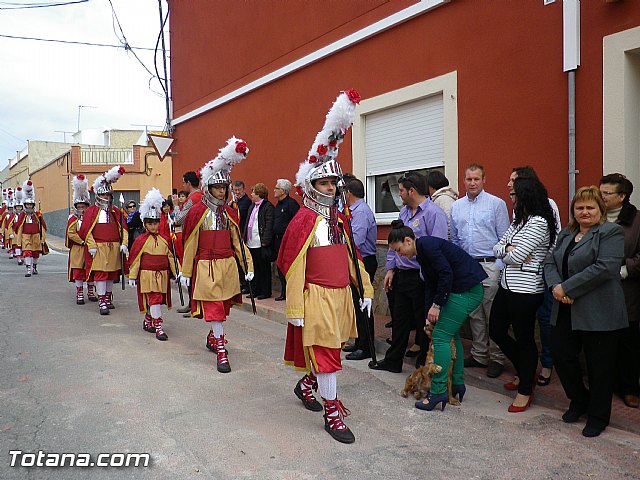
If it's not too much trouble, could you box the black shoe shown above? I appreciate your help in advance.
[217,361,231,373]
[582,424,605,438]
[368,360,402,373]
[486,361,504,378]
[275,295,286,301]
[345,349,371,361]
[256,294,271,300]
[99,307,110,316]
[342,344,358,353]
[405,349,421,358]
[384,321,393,328]
[294,381,323,412]
[562,409,586,423]
[176,305,191,313]
[386,338,392,345]
[241,287,249,294]
[324,423,355,444]
[464,357,488,368]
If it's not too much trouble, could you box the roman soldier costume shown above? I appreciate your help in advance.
[14,180,46,277]
[77,166,128,315]
[66,175,97,304]
[180,136,253,373]
[128,188,177,341]
[0,189,7,247]
[277,90,373,444]
[11,186,24,264]
[3,189,14,254]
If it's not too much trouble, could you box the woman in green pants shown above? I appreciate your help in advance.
[388,220,487,411]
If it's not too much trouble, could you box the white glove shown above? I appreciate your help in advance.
[128,278,136,287]
[621,265,629,280]
[359,298,372,317]
[89,248,97,257]
[9,234,14,239]
[180,275,191,288]
[288,318,304,327]
[14,248,21,256]
[245,271,254,282]
[120,244,129,257]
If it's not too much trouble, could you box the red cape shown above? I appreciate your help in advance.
[276,207,360,277]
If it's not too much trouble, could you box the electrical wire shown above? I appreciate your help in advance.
[0,0,89,10]
[0,33,156,50]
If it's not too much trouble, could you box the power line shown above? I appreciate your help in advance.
[0,33,158,51]
[0,0,89,10]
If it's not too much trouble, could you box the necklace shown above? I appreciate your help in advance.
[575,232,586,242]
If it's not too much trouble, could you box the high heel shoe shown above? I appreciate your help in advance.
[536,368,553,386]
[415,392,449,411]
[504,376,519,391]
[507,393,534,413]
[451,384,466,402]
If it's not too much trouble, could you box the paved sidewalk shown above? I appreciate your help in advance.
[46,234,640,435]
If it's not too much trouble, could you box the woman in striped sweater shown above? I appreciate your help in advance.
[489,177,557,413]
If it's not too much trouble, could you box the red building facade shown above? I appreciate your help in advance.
[169,0,640,233]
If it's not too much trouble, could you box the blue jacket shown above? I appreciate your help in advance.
[415,236,488,308]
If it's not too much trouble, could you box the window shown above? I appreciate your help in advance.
[352,72,458,224]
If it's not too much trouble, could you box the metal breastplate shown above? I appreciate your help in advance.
[201,206,228,231]
[98,209,109,224]
[312,217,345,247]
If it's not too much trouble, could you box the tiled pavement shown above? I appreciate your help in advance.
[45,234,640,436]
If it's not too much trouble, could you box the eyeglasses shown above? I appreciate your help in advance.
[127,205,136,209]
[600,191,620,197]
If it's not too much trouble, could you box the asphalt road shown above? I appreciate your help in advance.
[1,249,639,480]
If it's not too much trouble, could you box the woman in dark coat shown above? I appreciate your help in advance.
[544,186,627,437]
[599,174,640,409]
[244,183,275,299]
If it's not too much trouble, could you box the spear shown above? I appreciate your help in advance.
[167,213,184,306]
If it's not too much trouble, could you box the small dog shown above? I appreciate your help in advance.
[400,322,459,405]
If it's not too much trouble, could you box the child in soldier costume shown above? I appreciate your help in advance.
[78,166,128,315]
[180,137,253,373]
[3,189,14,254]
[14,180,47,277]
[66,175,97,304]
[277,90,373,444]
[128,188,177,341]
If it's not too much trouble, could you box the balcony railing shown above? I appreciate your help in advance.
[80,147,134,165]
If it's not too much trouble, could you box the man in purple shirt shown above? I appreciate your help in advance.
[342,176,378,361]
[369,172,448,372]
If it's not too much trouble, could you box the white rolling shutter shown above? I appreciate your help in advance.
[365,94,444,176]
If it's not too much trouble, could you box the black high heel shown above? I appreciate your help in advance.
[415,392,448,411]
[451,384,466,402]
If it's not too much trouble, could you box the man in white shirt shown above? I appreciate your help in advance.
[450,163,510,378]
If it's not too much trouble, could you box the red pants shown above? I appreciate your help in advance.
[93,271,119,281]
[23,250,40,259]
[284,324,342,374]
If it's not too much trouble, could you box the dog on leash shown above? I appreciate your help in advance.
[400,322,459,405]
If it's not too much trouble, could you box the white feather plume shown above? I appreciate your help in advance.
[104,165,125,183]
[14,186,24,204]
[72,175,90,204]
[295,90,360,189]
[140,187,164,220]
[200,136,249,184]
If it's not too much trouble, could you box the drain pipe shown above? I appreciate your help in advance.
[568,70,576,203]
[563,0,580,212]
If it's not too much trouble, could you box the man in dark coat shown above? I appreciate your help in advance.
[272,179,300,301]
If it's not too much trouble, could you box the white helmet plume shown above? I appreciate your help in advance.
[139,187,165,221]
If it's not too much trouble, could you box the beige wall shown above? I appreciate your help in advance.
[30,146,174,215]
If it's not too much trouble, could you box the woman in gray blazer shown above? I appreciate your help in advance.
[544,186,627,438]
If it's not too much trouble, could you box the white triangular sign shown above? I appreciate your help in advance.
[148,134,175,161]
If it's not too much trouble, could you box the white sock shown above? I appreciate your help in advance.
[106,280,114,293]
[75,280,84,288]
[211,321,224,339]
[316,372,337,400]
[96,281,107,296]
[150,304,162,319]
[25,257,32,266]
